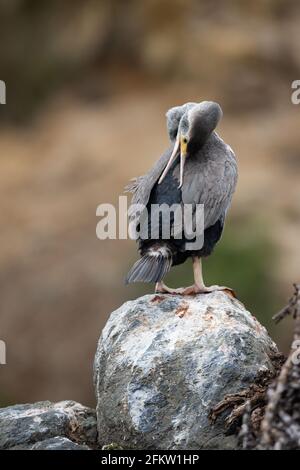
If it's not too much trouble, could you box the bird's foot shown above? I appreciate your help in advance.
[175,284,236,297]
[155,282,236,298]
[155,282,180,294]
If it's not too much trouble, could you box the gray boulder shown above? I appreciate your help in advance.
[0,400,97,450]
[94,291,279,450]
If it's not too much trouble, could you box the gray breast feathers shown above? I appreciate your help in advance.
[175,135,238,229]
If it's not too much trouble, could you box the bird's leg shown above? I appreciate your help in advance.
[173,256,205,295]
[193,255,205,289]
[175,257,236,297]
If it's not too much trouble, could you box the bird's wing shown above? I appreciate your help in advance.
[125,146,173,217]
[179,141,238,230]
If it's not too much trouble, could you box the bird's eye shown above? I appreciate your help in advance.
[182,138,188,144]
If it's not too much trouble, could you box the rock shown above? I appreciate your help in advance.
[94,292,279,450]
[0,400,97,450]
[11,437,91,451]
[30,437,91,450]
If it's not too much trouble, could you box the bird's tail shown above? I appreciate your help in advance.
[125,245,173,284]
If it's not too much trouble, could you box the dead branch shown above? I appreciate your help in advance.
[272,283,300,326]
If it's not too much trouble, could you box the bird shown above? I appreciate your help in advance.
[125,101,238,295]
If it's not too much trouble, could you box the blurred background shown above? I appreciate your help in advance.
[0,0,299,407]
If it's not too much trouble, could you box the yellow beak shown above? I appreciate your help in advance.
[178,136,187,189]
[158,134,188,188]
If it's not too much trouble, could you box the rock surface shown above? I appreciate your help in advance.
[94,292,279,450]
[0,400,97,450]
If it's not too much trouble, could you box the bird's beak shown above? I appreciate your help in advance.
[178,136,187,189]
[158,135,180,184]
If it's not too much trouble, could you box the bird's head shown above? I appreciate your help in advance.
[166,102,196,143]
[159,101,223,188]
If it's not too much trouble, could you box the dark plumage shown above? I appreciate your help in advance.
[125,101,238,295]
